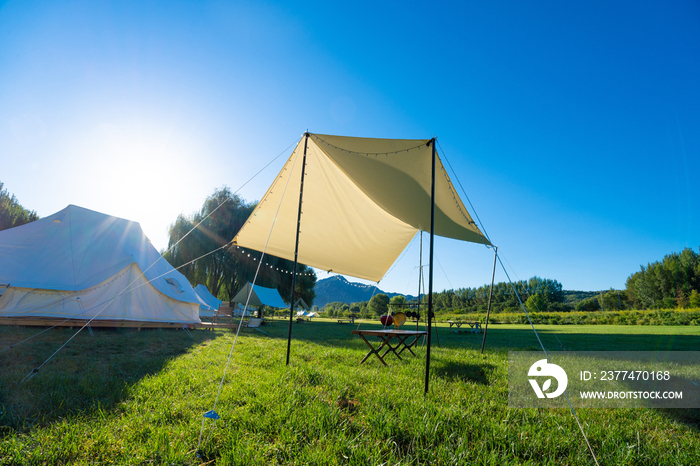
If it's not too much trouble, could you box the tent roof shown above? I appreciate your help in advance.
[231,282,287,309]
[0,204,201,305]
[194,284,223,311]
[233,133,490,282]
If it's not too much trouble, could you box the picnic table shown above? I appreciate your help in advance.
[337,316,355,324]
[351,329,427,366]
[447,320,481,333]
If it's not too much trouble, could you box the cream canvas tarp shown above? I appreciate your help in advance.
[233,133,490,282]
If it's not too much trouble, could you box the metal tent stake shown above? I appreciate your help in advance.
[286,132,309,366]
[481,246,498,354]
[425,138,436,394]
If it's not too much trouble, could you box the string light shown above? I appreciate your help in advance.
[230,244,315,277]
[312,135,427,157]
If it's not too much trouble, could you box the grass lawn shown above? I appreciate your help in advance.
[1,320,699,465]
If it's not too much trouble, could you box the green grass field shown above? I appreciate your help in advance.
[1,320,699,465]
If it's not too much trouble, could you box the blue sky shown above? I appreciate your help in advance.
[1,0,698,294]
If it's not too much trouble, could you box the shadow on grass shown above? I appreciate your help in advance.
[0,326,221,433]
[618,375,700,432]
[659,406,700,432]
[432,360,496,385]
[259,319,700,353]
[469,327,700,352]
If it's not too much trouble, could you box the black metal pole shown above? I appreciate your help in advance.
[425,138,436,394]
[286,132,309,366]
[481,246,498,354]
[417,231,422,331]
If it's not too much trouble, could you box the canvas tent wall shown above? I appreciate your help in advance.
[0,205,202,326]
[194,284,223,318]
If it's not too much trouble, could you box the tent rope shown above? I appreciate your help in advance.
[435,140,596,464]
[1,138,301,356]
[133,137,302,285]
[436,140,492,244]
[497,253,567,351]
[497,256,599,466]
[20,294,119,382]
[196,133,305,455]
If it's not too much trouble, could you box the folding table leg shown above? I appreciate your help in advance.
[358,334,388,366]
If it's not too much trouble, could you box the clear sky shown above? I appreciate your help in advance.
[1,0,698,295]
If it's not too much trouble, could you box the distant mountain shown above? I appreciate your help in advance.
[314,276,417,308]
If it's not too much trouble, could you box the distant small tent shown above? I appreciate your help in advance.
[194,284,223,318]
[231,282,287,309]
[295,297,310,312]
[0,205,202,326]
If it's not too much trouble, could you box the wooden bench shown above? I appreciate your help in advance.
[197,321,239,331]
[337,317,355,324]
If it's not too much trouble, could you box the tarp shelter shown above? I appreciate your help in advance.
[233,133,493,392]
[295,297,309,311]
[194,284,223,318]
[233,133,490,281]
[231,282,287,309]
[0,205,202,326]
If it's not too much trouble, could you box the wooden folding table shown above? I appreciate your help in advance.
[351,329,427,366]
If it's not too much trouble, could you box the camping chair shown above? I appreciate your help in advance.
[244,317,263,329]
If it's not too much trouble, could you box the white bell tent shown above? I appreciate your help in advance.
[0,205,202,326]
[194,284,223,318]
[232,133,494,392]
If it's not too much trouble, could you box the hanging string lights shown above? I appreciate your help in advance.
[229,245,315,277]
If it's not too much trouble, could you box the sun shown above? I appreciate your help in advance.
[68,120,213,252]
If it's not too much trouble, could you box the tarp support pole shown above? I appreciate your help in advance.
[425,137,436,394]
[417,231,422,331]
[286,132,309,366]
[481,246,498,354]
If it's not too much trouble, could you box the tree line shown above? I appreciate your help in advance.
[323,249,700,318]
[625,248,700,310]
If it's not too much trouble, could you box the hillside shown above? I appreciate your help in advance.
[314,276,417,307]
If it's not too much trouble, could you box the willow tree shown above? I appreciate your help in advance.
[164,187,316,305]
[0,181,39,231]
